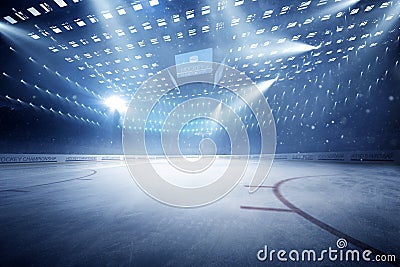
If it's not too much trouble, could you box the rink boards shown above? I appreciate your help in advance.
[0,150,399,165]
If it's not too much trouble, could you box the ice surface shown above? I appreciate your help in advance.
[0,160,398,266]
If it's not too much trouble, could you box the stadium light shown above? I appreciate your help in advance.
[257,77,278,93]
[104,96,127,113]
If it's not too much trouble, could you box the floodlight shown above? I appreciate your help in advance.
[104,96,127,113]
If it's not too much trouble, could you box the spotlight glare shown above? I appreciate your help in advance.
[282,42,316,54]
[104,96,127,113]
[257,77,278,93]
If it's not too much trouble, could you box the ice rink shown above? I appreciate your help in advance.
[0,159,399,266]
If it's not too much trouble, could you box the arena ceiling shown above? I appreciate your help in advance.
[0,0,399,153]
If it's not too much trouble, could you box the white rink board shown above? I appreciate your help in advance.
[0,151,399,165]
